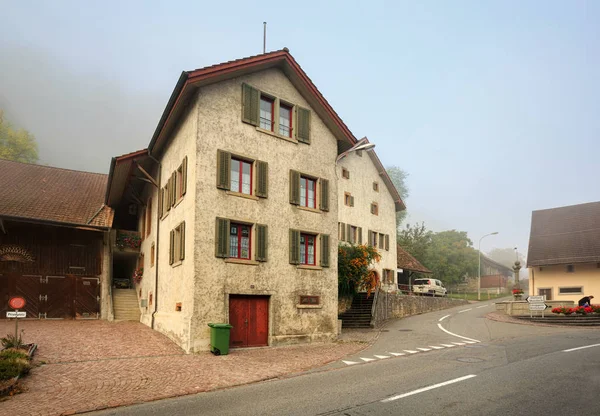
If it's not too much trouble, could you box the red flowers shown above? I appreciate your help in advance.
[512,288,524,295]
[552,305,599,315]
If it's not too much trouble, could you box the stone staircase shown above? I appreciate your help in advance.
[339,292,375,328]
[113,288,141,321]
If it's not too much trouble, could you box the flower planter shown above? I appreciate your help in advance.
[0,343,36,397]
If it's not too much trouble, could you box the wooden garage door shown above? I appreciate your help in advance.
[16,275,41,318]
[75,277,99,319]
[229,295,269,348]
[46,276,70,319]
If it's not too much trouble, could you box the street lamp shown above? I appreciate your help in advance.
[335,137,376,164]
[478,232,499,301]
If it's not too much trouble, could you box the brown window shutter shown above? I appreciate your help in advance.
[346,224,352,244]
[256,224,268,262]
[216,150,231,190]
[368,230,373,246]
[296,107,311,144]
[319,178,329,211]
[289,229,300,264]
[289,170,300,205]
[215,217,230,258]
[169,230,175,265]
[339,222,346,242]
[181,156,188,196]
[358,227,362,244]
[165,185,171,212]
[320,234,330,268]
[170,172,177,207]
[158,188,163,218]
[256,160,268,198]
[350,195,354,207]
[241,83,260,126]
[385,234,390,251]
[179,221,185,261]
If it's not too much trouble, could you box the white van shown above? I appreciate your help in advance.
[412,278,447,297]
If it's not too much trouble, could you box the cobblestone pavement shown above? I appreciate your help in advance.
[0,321,376,415]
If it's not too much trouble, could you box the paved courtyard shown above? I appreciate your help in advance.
[0,320,374,415]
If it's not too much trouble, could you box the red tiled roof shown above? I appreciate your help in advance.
[0,159,113,228]
[397,246,431,273]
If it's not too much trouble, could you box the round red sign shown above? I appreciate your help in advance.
[8,297,26,310]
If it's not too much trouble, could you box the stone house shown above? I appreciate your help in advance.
[527,201,600,303]
[105,49,395,352]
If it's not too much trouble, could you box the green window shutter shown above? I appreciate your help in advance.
[216,150,231,190]
[256,224,268,262]
[215,217,230,258]
[296,107,311,144]
[368,230,373,246]
[346,224,352,244]
[339,222,346,242]
[180,222,186,261]
[171,172,177,207]
[181,156,188,196]
[165,185,171,212]
[242,83,260,126]
[169,230,175,265]
[350,196,354,207]
[358,227,362,244]
[256,160,268,198]
[319,178,329,211]
[289,170,300,205]
[289,229,300,264]
[385,234,390,251]
[158,188,163,218]
[320,234,330,268]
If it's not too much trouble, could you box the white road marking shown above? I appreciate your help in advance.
[563,343,600,353]
[441,344,456,348]
[404,350,419,354]
[437,323,480,343]
[390,352,405,356]
[452,342,466,346]
[458,308,473,313]
[360,357,376,362]
[381,375,477,403]
[476,305,490,309]
[342,360,359,365]
[464,341,478,344]
[439,314,450,322]
[374,355,390,359]
[417,347,431,352]
[429,346,445,350]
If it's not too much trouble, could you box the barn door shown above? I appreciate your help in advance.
[75,277,99,319]
[15,275,41,318]
[45,276,70,319]
[228,295,269,348]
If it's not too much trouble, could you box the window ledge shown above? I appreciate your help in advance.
[226,191,259,201]
[297,265,323,271]
[296,205,321,214]
[161,211,169,221]
[171,260,183,268]
[225,258,260,266]
[174,197,184,208]
[296,304,322,309]
[256,127,298,144]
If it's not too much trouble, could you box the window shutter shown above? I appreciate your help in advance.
[216,150,231,190]
[385,234,390,251]
[368,230,373,246]
[169,230,175,265]
[319,178,329,211]
[170,172,177,207]
[256,160,268,198]
[339,222,346,242]
[256,224,268,262]
[181,156,188,196]
[215,218,230,258]
[289,229,300,264]
[320,234,330,268]
[296,107,311,144]
[165,186,171,212]
[289,170,300,205]
[346,224,352,244]
[242,83,260,126]
[179,222,186,261]
[158,188,163,218]
[350,196,354,207]
[358,227,362,244]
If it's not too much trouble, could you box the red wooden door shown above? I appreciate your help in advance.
[45,276,71,319]
[229,295,269,348]
[75,277,99,319]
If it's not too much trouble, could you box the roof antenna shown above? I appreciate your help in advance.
[263,22,267,54]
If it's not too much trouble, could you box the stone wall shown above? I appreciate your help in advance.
[373,290,469,327]
[338,295,353,314]
[495,300,575,316]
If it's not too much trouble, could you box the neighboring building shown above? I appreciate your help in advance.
[337,139,405,291]
[106,49,381,352]
[0,159,113,319]
[479,255,513,294]
[396,246,432,291]
[527,201,600,302]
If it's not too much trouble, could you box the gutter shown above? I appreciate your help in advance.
[149,151,162,330]
[0,214,109,232]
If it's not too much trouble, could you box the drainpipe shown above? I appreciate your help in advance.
[149,152,161,330]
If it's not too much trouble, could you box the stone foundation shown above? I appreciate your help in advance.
[495,300,575,316]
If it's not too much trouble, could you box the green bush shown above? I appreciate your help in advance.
[0,357,30,381]
[0,348,29,360]
[1,331,25,349]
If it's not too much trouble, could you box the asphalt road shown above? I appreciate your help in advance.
[92,299,600,416]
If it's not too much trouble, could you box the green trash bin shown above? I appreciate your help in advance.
[208,323,233,355]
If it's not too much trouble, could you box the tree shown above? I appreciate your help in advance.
[397,222,432,265]
[425,230,479,286]
[487,247,525,268]
[338,244,381,297]
[0,110,39,163]
[386,166,409,227]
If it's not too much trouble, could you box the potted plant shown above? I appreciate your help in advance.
[132,268,143,285]
[512,288,524,300]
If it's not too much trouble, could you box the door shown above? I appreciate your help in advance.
[538,288,552,301]
[229,295,269,348]
[75,277,99,319]
[45,276,71,319]
[15,275,41,318]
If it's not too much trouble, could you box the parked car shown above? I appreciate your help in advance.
[412,278,447,296]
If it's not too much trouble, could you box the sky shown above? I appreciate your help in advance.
[1,0,599,259]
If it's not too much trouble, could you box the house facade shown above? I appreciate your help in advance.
[336,143,404,291]
[527,201,600,303]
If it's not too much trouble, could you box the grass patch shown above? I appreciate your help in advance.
[447,292,506,301]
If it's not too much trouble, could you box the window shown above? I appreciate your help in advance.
[342,168,350,179]
[146,198,152,237]
[300,296,320,305]
[371,202,379,215]
[373,182,379,192]
[279,103,292,137]
[538,288,552,300]
[379,233,385,249]
[349,226,358,244]
[344,192,354,207]
[559,287,582,294]
[230,158,252,195]
[150,243,155,267]
[260,96,274,131]
[159,156,187,220]
[169,222,185,265]
[370,231,378,247]
[300,176,316,208]
[566,265,575,273]
[300,233,316,265]
[230,223,251,260]
[383,269,395,284]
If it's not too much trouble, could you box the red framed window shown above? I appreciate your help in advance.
[230,158,252,195]
[300,176,316,208]
[279,104,292,137]
[260,96,274,131]
[229,223,251,259]
[300,233,316,265]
